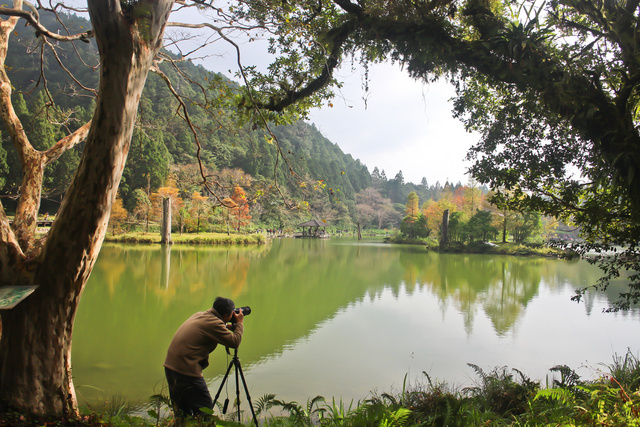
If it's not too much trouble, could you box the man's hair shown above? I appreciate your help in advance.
[213,297,235,316]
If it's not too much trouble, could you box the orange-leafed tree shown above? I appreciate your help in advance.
[423,198,457,236]
[230,186,252,232]
[108,193,129,236]
[452,186,466,213]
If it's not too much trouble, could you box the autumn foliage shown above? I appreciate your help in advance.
[229,186,252,231]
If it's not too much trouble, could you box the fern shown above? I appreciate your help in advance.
[380,392,400,406]
[549,364,581,388]
[306,395,327,421]
[253,393,277,417]
[534,388,575,405]
[467,363,488,382]
[379,407,412,427]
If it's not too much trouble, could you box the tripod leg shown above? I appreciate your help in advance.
[234,359,241,423]
[212,359,235,410]
[235,359,259,427]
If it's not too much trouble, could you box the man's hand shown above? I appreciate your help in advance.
[233,308,244,324]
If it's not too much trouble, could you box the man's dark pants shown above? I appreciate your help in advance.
[165,367,213,417]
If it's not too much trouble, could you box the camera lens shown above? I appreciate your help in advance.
[232,306,251,321]
[235,306,251,316]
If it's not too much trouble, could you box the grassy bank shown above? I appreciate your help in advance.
[3,351,639,426]
[386,236,567,258]
[104,232,267,245]
[438,241,567,257]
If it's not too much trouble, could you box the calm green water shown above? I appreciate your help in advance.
[72,238,640,407]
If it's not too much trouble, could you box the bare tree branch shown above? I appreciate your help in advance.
[0,6,94,42]
[44,120,91,165]
[150,64,236,208]
[43,37,98,96]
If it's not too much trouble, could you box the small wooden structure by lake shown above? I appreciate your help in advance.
[296,219,330,238]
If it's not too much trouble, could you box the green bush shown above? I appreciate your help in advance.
[464,364,539,416]
[403,376,468,426]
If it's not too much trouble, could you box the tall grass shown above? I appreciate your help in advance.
[607,349,640,392]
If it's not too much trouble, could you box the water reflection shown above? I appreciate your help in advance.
[72,238,640,406]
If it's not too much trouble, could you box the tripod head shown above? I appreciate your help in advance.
[225,346,240,357]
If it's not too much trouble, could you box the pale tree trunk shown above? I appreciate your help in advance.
[0,0,173,417]
[161,197,172,244]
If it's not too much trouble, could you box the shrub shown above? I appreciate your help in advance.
[404,376,468,427]
[464,364,539,416]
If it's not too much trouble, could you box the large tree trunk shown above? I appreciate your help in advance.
[0,0,173,416]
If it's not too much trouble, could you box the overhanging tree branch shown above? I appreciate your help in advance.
[255,20,353,112]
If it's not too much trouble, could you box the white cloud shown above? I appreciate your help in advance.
[308,62,479,185]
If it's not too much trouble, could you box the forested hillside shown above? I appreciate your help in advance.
[0,12,373,223]
[0,11,487,234]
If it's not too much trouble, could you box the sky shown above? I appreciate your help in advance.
[306,63,479,186]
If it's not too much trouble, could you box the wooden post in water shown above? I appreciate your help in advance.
[161,197,172,244]
[441,209,449,246]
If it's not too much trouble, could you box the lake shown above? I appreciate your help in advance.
[72,237,640,409]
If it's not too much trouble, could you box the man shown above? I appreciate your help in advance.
[164,296,245,417]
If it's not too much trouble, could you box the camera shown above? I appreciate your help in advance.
[231,306,251,322]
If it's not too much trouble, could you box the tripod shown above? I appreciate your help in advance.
[212,347,259,427]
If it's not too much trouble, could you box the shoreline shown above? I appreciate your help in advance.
[103,231,268,245]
